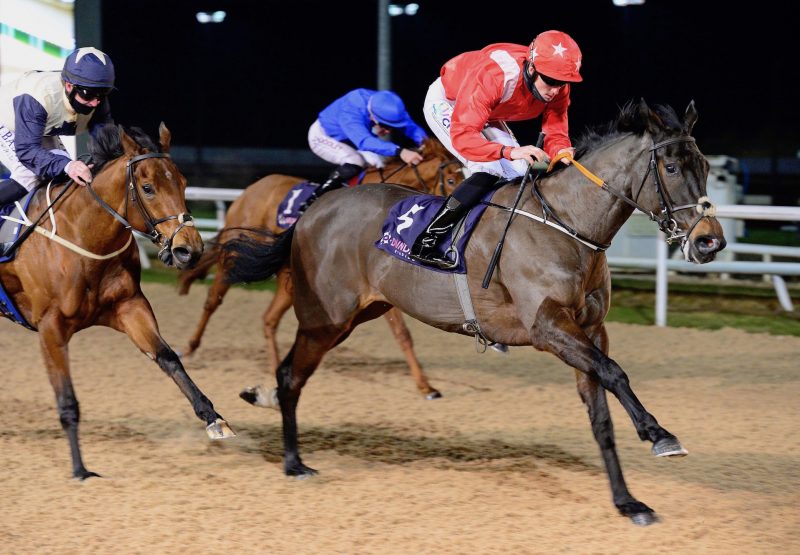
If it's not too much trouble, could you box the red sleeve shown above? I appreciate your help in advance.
[541,86,572,158]
[449,64,507,162]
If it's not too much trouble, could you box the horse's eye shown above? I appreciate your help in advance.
[665,164,678,175]
[142,183,155,195]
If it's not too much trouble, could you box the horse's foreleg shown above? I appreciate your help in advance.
[113,295,234,439]
[183,270,231,357]
[532,299,684,451]
[382,307,441,399]
[575,324,656,525]
[38,317,97,480]
[277,330,336,477]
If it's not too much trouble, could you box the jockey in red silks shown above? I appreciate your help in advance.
[0,47,116,206]
[303,88,428,211]
[410,30,584,269]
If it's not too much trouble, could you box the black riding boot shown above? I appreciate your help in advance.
[408,196,468,269]
[300,163,363,213]
[0,179,28,256]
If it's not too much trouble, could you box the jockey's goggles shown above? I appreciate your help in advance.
[74,85,112,101]
[537,73,566,88]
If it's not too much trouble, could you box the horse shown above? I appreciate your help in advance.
[222,100,726,525]
[176,137,463,403]
[0,123,235,479]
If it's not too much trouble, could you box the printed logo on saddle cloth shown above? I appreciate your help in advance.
[375,194,489,274]
[276,182,317,229]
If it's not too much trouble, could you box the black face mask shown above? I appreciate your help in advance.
[522,60,548,103]
[67,88,96,115]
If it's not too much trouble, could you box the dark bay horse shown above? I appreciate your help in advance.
[177,137,463,403]
[0,124,234,479]
[224,100,726,525]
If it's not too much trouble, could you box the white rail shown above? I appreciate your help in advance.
[147,188,799,324]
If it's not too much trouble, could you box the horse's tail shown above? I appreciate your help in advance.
[222,225,294,284]
[176,233,221,295]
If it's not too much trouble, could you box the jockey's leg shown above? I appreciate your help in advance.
[408,172,496,269]
[300,162,362,212]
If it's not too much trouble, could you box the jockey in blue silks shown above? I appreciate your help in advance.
[303,88,429,210]
[0,47,116,206]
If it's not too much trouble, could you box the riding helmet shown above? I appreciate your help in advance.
[368,90,409,128]
[61,47,116,89]
[529,30,583,83]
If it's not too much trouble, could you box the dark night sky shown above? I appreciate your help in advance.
[101,1,798,159]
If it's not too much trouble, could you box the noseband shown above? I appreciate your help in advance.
[636,136,715,245]
[86,152,194,263]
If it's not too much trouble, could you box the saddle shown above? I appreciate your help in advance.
[375,192,490,274]
[276,176,363,229]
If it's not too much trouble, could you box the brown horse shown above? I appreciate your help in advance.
[223,100,726,525]
[177,137,463,402]
[0,124,234,480]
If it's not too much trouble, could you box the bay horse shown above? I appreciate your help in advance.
[223,100,726,525]
[0,124,234,480]
[176,137,463,403]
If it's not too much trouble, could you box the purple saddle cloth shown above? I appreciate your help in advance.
[276,182,318,229]
[375,193,489,274]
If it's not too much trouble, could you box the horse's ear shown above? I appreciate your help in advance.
[637,98,664,135]
[158,122,172,153]
[684,100,698,134]
[118,125,141,156]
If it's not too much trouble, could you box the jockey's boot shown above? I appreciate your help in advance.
[299,163,363,213]
[409,195,467,269]
[0,178,27,206]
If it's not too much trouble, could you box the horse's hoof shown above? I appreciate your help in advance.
[652,436,688,457]
[206,418,236,439]
[74,469,101,481]
[285,461,318,478]
[239,385,280,409]
[488,342,509,354]
[630,512,659,526]
[618,501,657,526]
[425,390,443,400]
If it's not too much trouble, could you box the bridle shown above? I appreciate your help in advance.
[86,152,194,265]
[531,135,715,250]
[375,157,463,196]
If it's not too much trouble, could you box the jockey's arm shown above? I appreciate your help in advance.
[13,94,71,179]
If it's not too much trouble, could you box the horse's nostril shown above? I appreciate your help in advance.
[695,236,724,254]
[173,247,192,263]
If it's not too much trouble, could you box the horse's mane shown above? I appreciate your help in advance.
[573,100,684,159]
[89,124,161,172]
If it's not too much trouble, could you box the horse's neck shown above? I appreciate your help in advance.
[534,135,650,246]
[67,162,133,251]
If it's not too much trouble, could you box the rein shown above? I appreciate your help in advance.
[376,157,462,195]
[529,136,715,249]
[86,152,194,263]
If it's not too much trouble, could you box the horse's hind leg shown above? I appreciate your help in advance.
[113,294,235,439]
[182,267,231,357]
[382,307,441,399]
[38,316,97,479]
[239,266,293,409]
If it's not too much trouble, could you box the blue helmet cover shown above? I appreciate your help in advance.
[369,91,409,128]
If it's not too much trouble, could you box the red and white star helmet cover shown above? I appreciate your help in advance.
[529,30,583,83]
